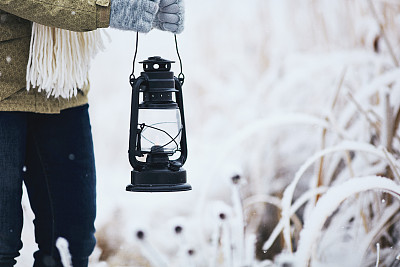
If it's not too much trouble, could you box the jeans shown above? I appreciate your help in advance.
[0,104,96,267]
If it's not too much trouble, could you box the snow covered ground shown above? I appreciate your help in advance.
[16,0,400,266]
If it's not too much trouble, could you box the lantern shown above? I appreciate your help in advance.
[127,56,192,192]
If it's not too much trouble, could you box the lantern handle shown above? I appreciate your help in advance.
[130,33,185,85]
[174,34,185,85]
[130,32,140,83]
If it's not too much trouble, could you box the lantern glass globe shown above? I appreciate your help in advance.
[138,108,182,154]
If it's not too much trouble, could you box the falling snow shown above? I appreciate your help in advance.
[16,0,400,266]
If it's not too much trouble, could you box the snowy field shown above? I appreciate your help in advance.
[17,0,400,266]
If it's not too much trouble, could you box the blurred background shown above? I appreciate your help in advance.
[18,0,400,266]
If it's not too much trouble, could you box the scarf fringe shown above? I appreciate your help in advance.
[26,23,106,99]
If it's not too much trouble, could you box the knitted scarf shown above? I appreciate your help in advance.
[26,23,106,99]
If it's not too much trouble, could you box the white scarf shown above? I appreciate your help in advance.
[26,23,106,99]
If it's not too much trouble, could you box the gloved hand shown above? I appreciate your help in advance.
[153,0,184,34]
[110,0,160,32]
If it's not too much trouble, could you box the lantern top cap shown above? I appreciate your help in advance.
[139,56,175,64]
[139,56,175,72]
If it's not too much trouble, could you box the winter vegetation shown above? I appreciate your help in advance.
[17,0,400,266]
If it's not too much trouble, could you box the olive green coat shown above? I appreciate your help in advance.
[0,0,110,113]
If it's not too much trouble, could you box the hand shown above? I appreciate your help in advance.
[153,0,184,34]
[110,0,160,32]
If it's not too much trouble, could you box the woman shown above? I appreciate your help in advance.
[0,0,184,266]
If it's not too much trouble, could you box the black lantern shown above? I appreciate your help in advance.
[127,56,192,192]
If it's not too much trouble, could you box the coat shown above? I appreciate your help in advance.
[0,0,110,113]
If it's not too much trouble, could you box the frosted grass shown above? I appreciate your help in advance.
[295,176,400,266]
[16,0,400,266]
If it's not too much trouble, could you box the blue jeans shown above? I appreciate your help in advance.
[0,104,96,267]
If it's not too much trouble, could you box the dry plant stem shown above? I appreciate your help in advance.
[347,91,381,139]
[366,108,400,142]
[312,0,329,46]
[345,150,355,178]
[368,109,384,136]
[325,155,345,186]
[231,183,245,266]
[291,213,302,247]
[331,67,347,109]
[393,107,400,144]
[316,68,347,209]
[367,0,399,67]
[328,118,355,180]
[374,191,383,219]
[383,91,394,152]
[375,243,380,267]
[333,69,355,178]
[315,128,327,203]
[382,147,400,183]
[360,208,370,234]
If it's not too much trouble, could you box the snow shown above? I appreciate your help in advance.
[280,141,389,251]
[262,186,328,252]
[16,0,400,266]
[294,176,400,266]
[56,238,72,267]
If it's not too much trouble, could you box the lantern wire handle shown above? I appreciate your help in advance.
[130,32,184,85]
[130,32,139,83]
[174,34,185,85]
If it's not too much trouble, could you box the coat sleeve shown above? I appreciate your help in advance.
[0,0,110,31]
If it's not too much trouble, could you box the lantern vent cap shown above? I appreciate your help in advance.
[139,56,175,72]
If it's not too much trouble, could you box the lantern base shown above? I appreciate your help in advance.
[126,183,192,192]
[126,168,192,192]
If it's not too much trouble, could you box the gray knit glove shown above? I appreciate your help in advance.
[110,0,160,32]
[153,0,184,34]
